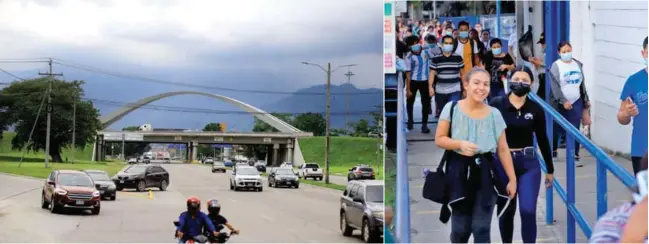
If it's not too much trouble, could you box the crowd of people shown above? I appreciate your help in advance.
[393,16,648,243]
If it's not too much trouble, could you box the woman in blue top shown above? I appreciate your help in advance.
[435,67,518,243]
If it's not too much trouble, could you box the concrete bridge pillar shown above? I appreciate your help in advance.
[287,143,294,163]
[191,141,198,163]
[272,144,279,166]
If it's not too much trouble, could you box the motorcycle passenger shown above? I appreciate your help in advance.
[176,196,218,243]
[205,199,240,242]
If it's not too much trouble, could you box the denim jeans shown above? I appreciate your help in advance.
[450,189,497,243]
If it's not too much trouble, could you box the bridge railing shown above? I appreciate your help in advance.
[529,93,636,243]
[384,71,410,243]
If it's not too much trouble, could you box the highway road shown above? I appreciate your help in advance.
[0,164,363,243]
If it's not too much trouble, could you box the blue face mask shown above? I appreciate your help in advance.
[411,44,421,52]
[428,43,436,49]
[445,31,453,36]
[492,48,502,55]
[442,44,453,53]
[459,31,469,39]
[560,52,573,61]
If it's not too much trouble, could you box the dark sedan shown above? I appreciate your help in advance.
[268,168,299,188]
[84,170,117,200]
[112,164,169,192]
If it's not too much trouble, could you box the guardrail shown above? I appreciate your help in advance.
[528,93,636,243]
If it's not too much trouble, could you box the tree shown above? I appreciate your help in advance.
[369,105,383,134]
[292,113,326,136]
[349,119,371,137]
[0,78,101,162]
[252,113,293,133]
[203,122,223,132]
[122,126,140,131]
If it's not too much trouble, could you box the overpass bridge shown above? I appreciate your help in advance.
[92,91,312,165]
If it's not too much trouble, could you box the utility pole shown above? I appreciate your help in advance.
[121,132,125,161]
[71,100,76,163]
[301,62,356,185]
[344,68,355,129]
[38,59,62,168]
[325,63,332,184]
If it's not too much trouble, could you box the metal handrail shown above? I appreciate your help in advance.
[529,93,636,243]
[393,71,411,243]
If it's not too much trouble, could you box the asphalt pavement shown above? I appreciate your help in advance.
[0,164,362,243]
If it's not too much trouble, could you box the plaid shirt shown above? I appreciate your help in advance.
[589,202,648,243]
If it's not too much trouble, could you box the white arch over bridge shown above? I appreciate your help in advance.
[99,91,301,133]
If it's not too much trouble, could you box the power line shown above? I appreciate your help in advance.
[0,67,27,81]
[85,97,376,116]
[51,58,380,96]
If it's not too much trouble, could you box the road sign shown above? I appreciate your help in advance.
[214,137,224,142]
[174,136,182,141]
[263,138,272,143]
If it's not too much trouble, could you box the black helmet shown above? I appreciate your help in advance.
[207,199,221,215]
[187,196,201,213]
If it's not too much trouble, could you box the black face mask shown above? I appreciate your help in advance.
[510,82,531,97]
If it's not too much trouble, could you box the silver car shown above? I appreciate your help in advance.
[212,161,226,173]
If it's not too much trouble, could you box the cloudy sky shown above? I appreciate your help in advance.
[0,0,382,131]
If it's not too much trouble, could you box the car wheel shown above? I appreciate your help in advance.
[116,186,123,191]
[318,177,323,181]
[230,182,234,190]
[91,206,100,215]
[340,211,354,236]
[268,180,271,187]
[136,181,146,192]
[362,217,379,243]
[159,180,168,191]
[294,184,299,189]
[41,193,49,209]
[347,176,351,181]
[258,187,263,192]
[49,198,60,214]
[110,196,116,201]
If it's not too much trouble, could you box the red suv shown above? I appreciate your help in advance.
[41,170,101,215]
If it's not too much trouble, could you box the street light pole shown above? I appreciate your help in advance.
[301,62,357,185]
[38,59,62,167]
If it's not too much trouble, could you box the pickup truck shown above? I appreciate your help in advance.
[298,163,323,181]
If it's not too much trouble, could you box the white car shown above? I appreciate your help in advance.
[230,166,263,192]
[212,161,226,173]
[298,163,323,180]
[127,158,137,164]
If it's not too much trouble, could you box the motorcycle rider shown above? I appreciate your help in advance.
[176,196,218,243]
[205,199,240,242]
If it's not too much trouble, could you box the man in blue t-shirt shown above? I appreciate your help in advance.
[617,36,648,176]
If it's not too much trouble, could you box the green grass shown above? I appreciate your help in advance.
[299,179,345,191]
[385,151,396,208]
[0,132,124,178]
[299,136,383,179]
[0,132,95,162]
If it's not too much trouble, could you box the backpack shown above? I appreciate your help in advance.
[452,38,476,67]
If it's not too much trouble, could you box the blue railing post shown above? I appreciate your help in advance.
[394,71,411,243]
[565,134,576,243]
[596,159,608,218]
[543,0,556,226]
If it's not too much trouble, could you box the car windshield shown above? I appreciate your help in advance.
[87,172,110,181]
[304,164,319,169]
[275,169,294,175]
[365,185,384,202]
[58,173,95,187]
[124,165,147,174]
[237,167,258,175]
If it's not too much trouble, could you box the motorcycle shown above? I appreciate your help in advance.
[173,221,233,243]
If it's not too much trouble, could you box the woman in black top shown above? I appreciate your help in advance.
[489,66,554,244]
[484,38,515,102]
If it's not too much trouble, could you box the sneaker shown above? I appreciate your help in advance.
[421,126,431,134]
[407,122,413,130]
[575,156,583,167]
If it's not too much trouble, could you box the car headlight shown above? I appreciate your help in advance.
[92,191,100,197]
[372,211,384,219]
[54,188,67,195]
[108,184,116,190]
